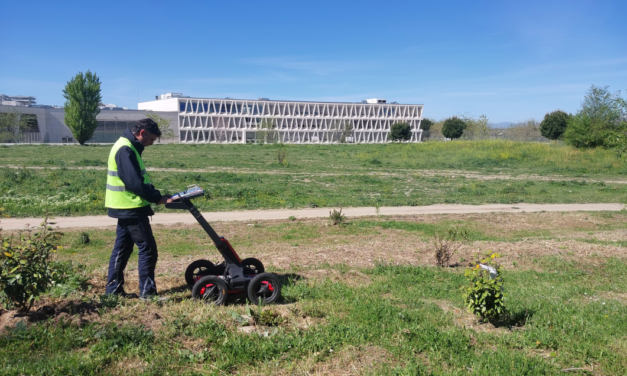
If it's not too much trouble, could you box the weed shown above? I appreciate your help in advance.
[277,147,288,167]
[329,207,345,225]
[99,293,121,309]
[432,233,458,267]
[77,232,90,245]
[288,215,296,221]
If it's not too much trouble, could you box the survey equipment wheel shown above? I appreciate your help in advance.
[185,260,216,286]
[247,273,281,304]
[241,257,265,276]
[191,276,228,305]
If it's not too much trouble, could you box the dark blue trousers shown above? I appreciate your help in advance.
[105,217,158,297]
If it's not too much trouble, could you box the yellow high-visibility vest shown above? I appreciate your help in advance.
[104,137,151,209]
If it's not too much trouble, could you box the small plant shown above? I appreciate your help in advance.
[447,226,472,242]
[461,251,507,322]
[288,215,296,221]
[78,232,90,245]
[277,147,288,167]
[329,207,345,225]
[99,293,121,309]
[0,218,62,312]
[433,233,459,267]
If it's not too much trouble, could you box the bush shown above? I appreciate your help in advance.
[0,220,62,311]
[329,208,345,225]
[564,85,627,148]
[540,110,570,140]
[461,252,506,321]
[442,117,466,140]
[389,122,411,141]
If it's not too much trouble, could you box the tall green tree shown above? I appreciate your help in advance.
[564,85,627,148]
[442,117,466,140]
[62,71,102,145]
[389,122,411,141]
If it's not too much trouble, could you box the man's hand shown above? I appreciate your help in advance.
[158,195,173,205]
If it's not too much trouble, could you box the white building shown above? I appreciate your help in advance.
[139,95,424,143]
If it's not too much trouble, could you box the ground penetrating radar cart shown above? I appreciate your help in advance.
[166,185,281,305]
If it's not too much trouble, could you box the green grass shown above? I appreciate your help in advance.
[1,259,626,375]
[2,140,627,177]
[2,141,627,217]
[1,166,626,217]
[3,212,627,374]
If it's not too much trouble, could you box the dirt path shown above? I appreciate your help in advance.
[0,203,622,230]
[4,164,627,184]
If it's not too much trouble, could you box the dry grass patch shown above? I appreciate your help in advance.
[243,345,393,376]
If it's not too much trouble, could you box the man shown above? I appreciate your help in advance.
[104,118,170,299]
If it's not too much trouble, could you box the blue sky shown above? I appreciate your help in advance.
[1,0,625,123]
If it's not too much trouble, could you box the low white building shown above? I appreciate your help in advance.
[139,95,425,143]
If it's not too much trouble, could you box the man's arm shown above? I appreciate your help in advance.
[115,147,163,204]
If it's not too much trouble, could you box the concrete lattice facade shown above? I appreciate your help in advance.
[140,97,424,143]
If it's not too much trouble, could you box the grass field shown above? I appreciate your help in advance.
[1,211,627,375]
[1,141,627,217]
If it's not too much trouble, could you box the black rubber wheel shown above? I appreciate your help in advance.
[247,273,281,305]
[241,257,265,276]
[185,260,215,286]
[191,276,228,305]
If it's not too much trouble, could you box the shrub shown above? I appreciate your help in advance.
[329,208,345,225]
[540,110,570,140]
[461,252,506,321]
[442,117,466,140]
[432,233,459,267]
[389,122,411,141]
[0,219,62,311]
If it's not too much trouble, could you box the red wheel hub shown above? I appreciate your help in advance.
[200,283,214,295]
[261,281,274,291]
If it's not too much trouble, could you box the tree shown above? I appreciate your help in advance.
[145,111,177,141]
[0,109,33,143]
[420,118,434,132]
[256,118,279,143]
[339,122,353,143]
[540,110,570,140]
[62,71,102,145]
[442,117,466,140]
[460,114,489,140]
[389,122,411,141]
[564,85,627,148]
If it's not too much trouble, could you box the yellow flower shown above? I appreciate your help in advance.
[3,252,12,257]
[536,341,541,345]
[57,246,64,250]
[491,254,496,259]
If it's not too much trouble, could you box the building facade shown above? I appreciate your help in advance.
[1,104,177,144]
[139,96,424,143]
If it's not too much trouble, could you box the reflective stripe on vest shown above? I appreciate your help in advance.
[104,137,152,209]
